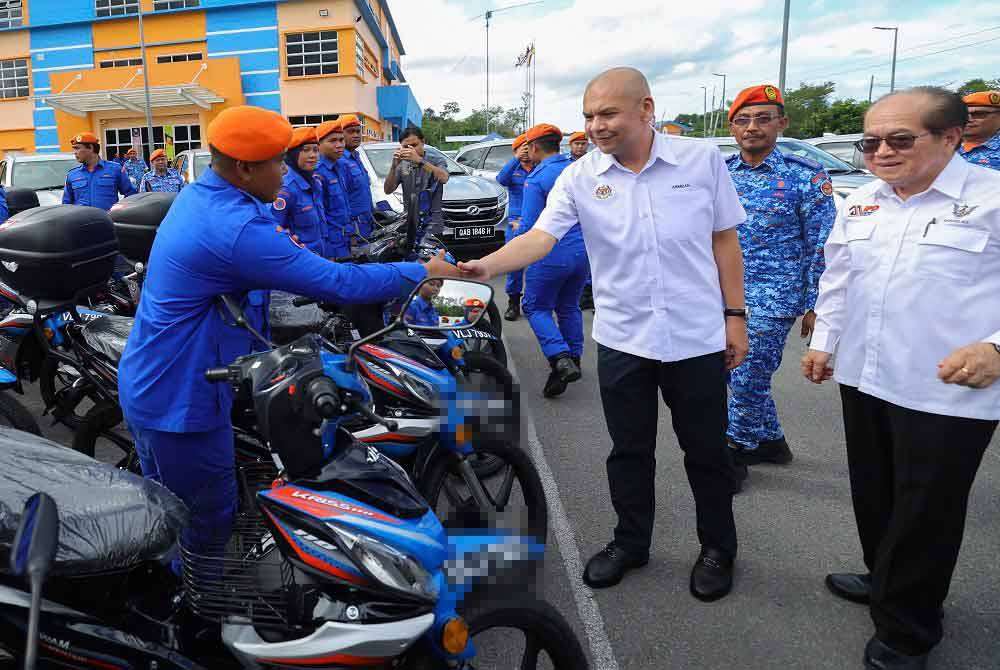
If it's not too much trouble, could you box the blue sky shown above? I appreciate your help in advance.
[391,0,1000,132]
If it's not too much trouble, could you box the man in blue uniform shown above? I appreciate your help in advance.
[118,106,458,573]
[315,119,353,257]
[959,91,1000,170]
[339,114,375,241]
[271,126,327,257]
[63,132,136,209]
[725,85,837,468]
[495,133,533,321]
[519,123,588,397]
[404,278,442,327]
[0,186,7,223]
[122,148,148,190]
[139,149,185,193]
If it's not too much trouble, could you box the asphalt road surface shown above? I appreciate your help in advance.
[15,284,999,669]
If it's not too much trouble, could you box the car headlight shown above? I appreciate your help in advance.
[497,190,509,207]
[327,523,438,601]
[390,363,438,406]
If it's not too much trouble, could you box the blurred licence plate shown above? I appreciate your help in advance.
[455,226,493,239]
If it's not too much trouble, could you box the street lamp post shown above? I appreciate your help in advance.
[137,6,155,156]
[778,0,791,91]
[713,72,726,136]
[700,85,707,137]
[873,26,898,93]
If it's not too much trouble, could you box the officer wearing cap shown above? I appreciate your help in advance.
[271,127,327,256]
[315,119,353,257]
[338,114,376,240]
[122,147,148,189]
[519,122,588,397]
[724,85,836,473]
[462,297,485,325]
[568,131,589,161]
[63,132,136,209]
[139,149,185,193]
[959,91,1000,170]
[118,106,458,574]
[494,132,534,321]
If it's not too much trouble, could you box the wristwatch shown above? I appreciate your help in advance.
[724,308,747,318]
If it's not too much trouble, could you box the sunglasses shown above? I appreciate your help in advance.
[731,113,781,127]
[968,110,1000,121]
[854,132,932,154]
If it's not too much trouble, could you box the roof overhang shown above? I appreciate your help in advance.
[34,84,224,118]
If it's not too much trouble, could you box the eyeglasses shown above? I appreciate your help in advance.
[731,113,781,127]
[854,132,932,154]
[968,110,1000,121]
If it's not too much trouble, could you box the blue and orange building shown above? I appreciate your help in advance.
[0,0,422,157]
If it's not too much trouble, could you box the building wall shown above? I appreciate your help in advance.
[206,2,281,114]
[0,30,34,156]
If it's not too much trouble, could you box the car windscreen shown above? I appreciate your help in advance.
[483,144,514,172]
[814,141,857,162]
[12,158,79,190]
[193,154,212,178]
[716,139,856,173]
[364,146,467,180]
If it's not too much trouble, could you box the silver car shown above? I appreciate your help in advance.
[806,133,866,170]
[0,152,79,205]
[172,148,212,184]
[454,138,516,181]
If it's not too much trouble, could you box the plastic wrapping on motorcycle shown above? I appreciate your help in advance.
[269,290,328,345]
[0,205,118,302]
[80,313,133,364]
[3,187,39,217]
[0,427,188,576]
[109,192,176,262]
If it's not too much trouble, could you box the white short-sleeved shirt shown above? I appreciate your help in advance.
[811,155,1000,420]
[535,131,746,362]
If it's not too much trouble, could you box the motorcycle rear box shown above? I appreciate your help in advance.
[109,192,176,262]
[3,187,39,217]
[0,204,118,302]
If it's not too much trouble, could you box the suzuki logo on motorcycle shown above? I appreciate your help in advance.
[466,205,481,216]
[366,445,381,463]
[1,261,17,273]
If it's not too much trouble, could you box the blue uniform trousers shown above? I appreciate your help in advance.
[522,246,588,360]
[727,314,796,448]
[130,424,236,574]
[504,221,524,296]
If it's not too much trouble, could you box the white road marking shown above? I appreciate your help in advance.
[503,336,620,670]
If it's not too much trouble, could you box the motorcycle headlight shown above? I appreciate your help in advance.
[327,523,438,601]
[389,364,438,406]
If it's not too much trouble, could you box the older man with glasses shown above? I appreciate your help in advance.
[959,90,1000,170]
[803,86,1000,670]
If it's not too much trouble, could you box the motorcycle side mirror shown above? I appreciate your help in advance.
[217,294,275,349]
[400,278,494,331]
[11,492,59,670]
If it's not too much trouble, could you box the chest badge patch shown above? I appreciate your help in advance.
[848,204,879,217]
[273,197,287,211]
[594,184,614,200]
[952,203,978,218]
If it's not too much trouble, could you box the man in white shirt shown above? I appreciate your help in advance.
[802,87,1000,670]
[460,68,749,600]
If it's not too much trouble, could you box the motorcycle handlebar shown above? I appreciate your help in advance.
[204,366,230,382]
[292,296,318,308]
[305,376,340,419]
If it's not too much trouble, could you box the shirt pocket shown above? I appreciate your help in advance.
[844,218,878,271]
[652,187,712,239]
[916,224,989,284]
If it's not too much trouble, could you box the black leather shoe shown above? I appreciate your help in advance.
[542,369,567,397]
[732,437,794,466]
[825,572,871,604]
[582,543,649,588]
[504,294,521,321]
[731,461,748,494]
[555,355,581,384]
[690,546,734,602]
[863,637,928,669]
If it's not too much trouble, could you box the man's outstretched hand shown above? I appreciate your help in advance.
[457,259,491,281]
[423,250,463,279]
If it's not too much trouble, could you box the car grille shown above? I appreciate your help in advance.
[442,197,504,226]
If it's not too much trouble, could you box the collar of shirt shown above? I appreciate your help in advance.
[319,156,335,172]
[983,129,1000,150]
[535,153,570,173]
[77,159,113,174]
[873,153,969,203]
[285,168,316,192]
[728,147,783,172]
[200,167,273,218]
[593,129,678,176]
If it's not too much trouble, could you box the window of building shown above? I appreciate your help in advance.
[285,31,338,78]
[95,0,139,18]
[0,1,23,29]
[170,124,201,154]
[104,124,200,161]
[156,52,203,64]
[287,114,340,128]
[99,57,143,69]
[153,0,199,10]
[0,58,29,100]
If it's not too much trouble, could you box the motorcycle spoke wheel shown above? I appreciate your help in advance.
[463,600,589,670]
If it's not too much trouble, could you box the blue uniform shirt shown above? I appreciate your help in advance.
[404,295,440,327]
[0,186,7,222]
[726,148,837,318]
[271,169,328,256]
[495,157,533,221]
[315,156,352,254]
[63,159,137,210]
[139,168,185,193]
[958,129,1000,171]
[123,158,148,188]
[340,148,374,232]
[118,167,426,433]
[520,153,583,249]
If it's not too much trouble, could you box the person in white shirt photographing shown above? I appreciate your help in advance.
[802,86,1000,670]
[459,67,749,600]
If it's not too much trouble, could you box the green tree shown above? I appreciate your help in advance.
[825,99,871,135]
[957,78,1000,96]
[783,82,836,138]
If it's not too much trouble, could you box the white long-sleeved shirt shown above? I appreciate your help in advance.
[811,155,1000,420]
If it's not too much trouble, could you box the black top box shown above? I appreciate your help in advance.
[109,192,176,263]
[0,205,118,302]
[4,188,40,217]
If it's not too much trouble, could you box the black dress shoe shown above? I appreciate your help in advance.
[543,369,567,397]
[554,355,581,383]
[583,543,649,588]
[690,546,734,602]
[504,294,521,321]
[731,462,748,495]
[864,637,928,669]
[825,572,871,604]
[732,437,794,466]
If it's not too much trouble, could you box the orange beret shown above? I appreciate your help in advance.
[728,85,784,121]
[963,91,1000,108]
[71,132,100,145]
[149,149,166,162]
[339,114,362,129]
[206,105,293,162]
[316,119,343,140]
[526,123,562,143]
[287,126,318,150]
[568,131,587,143]
[512,133,528,150]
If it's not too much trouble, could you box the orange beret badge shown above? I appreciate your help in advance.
[991,92,1000,105]
[764,86,778,101]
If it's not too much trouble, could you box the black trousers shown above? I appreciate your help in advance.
[839,385,998,655]
[597,345,738,557]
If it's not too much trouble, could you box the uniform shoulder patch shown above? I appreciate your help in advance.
[273,196,287,211]
[820,181,834,197]
[783,153,822,171]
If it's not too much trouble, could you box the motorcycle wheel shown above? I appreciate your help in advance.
[463,599,589,670]
[72,402,141,473]
[461,351,513,478]
[484,300,503,339]
[0,391,41,436]
[38,354,103,431]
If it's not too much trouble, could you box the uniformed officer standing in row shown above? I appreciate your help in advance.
[339,114,376,241]
[315,119,353,258]
[139,149,185,193]
[959,90,1000,170]
[118,106,460,576]
[122,148,148,190]
[494,133,534,321]
[271,127,327,256]
[724,85,836,473]
[63,132,136,209]
[567,131,589,160]
[803,86,1000,670]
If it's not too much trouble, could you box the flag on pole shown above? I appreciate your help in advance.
[515,43,532,68]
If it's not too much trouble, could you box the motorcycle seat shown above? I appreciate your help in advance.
[0,428,187,576]
[80,313,133,364]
